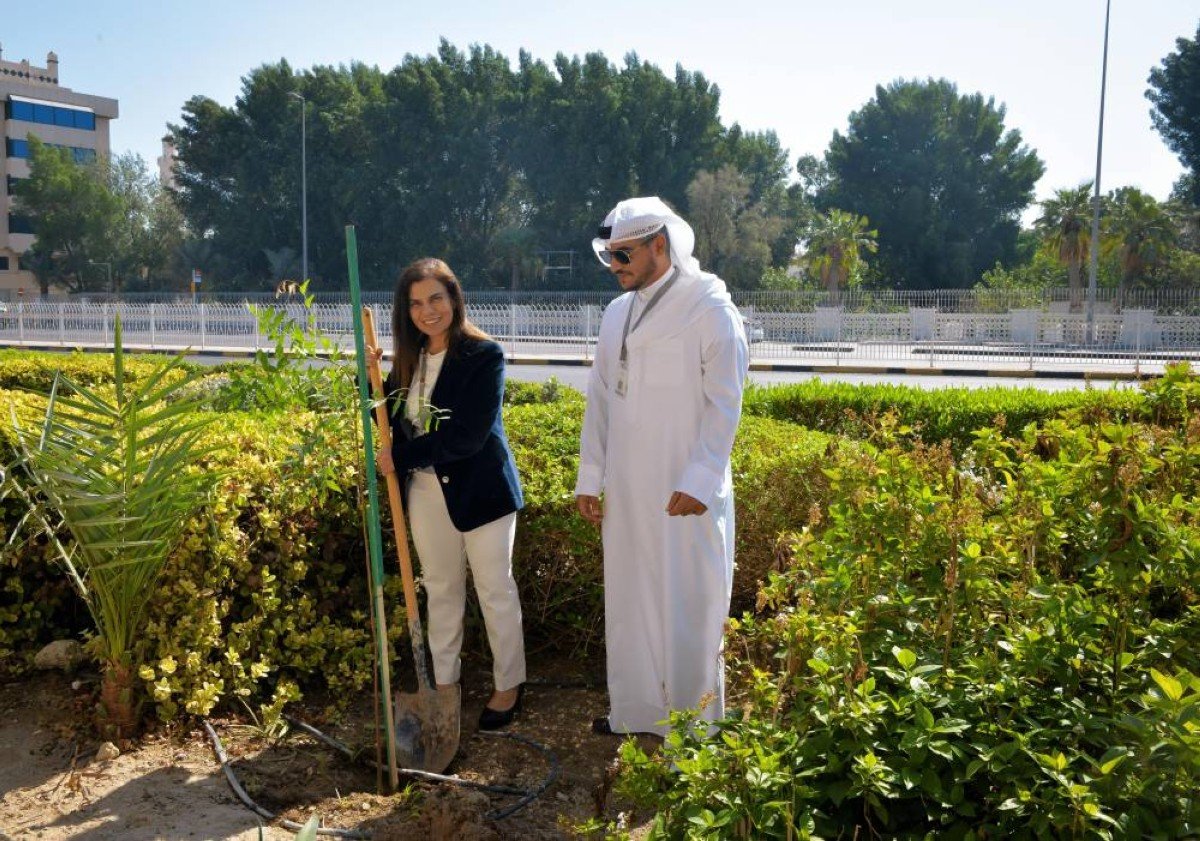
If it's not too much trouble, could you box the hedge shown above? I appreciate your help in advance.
[743,379,1145,453]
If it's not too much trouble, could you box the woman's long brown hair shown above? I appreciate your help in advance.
[390,258,489,390]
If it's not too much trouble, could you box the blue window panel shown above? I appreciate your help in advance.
[8,214,35,235]
[7,100,34,121]
[6,139,31,158]
[74,110,96,130]
[54,107,76,127]
[73,148,97,164]
[32,103,54,124]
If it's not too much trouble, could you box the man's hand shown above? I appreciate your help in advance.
[666,491,707,516]
[576,494,603,525]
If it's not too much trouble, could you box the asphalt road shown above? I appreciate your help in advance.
[504,363,1140,393]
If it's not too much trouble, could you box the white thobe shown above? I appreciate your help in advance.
[575,266,748,735]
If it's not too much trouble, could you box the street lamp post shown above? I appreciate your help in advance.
[89,260,113,293]
[1085,0,1112,344]
[289,91,309,285]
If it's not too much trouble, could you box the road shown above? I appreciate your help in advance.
[503,363,1140,393]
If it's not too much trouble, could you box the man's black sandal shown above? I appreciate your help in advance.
[591,717,616,735]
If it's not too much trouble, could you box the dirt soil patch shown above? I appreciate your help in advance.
[1,653,658,839]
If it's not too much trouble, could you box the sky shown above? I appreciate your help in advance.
[5,0,1198,218]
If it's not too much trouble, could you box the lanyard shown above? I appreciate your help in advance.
[413,349,432,430]
[619,267,679,364]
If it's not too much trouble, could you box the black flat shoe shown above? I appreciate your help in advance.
[478,684,523,731]
[591,717,616,736]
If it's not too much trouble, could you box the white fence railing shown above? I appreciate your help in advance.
[3,300,1200,374]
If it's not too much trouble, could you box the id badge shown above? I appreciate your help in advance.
[614,361,628,398]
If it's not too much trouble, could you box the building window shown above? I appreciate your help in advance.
[0,257,9,271]
[5,138,96,164]
[5,99,96,131]
[8,214,35,235]
[5,176,20,196]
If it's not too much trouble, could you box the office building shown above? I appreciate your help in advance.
[0,46,119,295]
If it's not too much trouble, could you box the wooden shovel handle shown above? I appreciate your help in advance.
[362,309,423,656]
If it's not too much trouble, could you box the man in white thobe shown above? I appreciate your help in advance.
[575,196,748,737]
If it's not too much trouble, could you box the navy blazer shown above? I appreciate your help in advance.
[386,338,524,532]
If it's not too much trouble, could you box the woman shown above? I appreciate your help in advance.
[375,257,526,730]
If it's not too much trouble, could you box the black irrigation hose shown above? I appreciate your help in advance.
[283,714,562,822]
[202,720,370,840]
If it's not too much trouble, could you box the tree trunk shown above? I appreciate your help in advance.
[97,661,140,741]
[826,254,844,307]
[1068,261,1082,314]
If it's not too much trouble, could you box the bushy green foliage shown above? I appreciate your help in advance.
[743,379,1144,454]
[0,348,192,391]
[617,371,1200,839]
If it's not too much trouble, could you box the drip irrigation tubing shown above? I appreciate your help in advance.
[203,715,560,835]
[284,715,561,821]
[202,720,369,839]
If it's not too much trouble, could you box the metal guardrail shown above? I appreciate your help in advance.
[33,286,1200,315]
[2,299,1199,374]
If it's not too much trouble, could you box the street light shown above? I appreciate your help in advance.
[288,91,309,285]
[1085,0,1112,344]
[89,260,113,293]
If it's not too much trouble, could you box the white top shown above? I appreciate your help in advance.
[573,266,749,736]
[405,348,446,474]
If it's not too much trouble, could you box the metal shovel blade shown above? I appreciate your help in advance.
[392,683,461,773]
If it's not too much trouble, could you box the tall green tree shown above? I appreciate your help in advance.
[1034,183,1095,312]
[13,138,122,294]
[685,165,785,288]
[170,43,785,290]
[1104,187,1177,297]
[820,79,1044,289]
[172,60,388,289]
[1147,23,1200,204]
[802,208,878,303]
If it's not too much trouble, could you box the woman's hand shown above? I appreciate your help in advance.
[376,446,396,476]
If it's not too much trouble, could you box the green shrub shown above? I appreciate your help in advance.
[743,379,1144,453]
[617,376,1200,839]
[0,348,193,391]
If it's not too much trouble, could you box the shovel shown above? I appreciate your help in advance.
[362,305,461,774]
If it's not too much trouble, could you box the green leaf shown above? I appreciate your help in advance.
[1150,668,1184,702]
[915,703,935,730]
[892,646,917,671]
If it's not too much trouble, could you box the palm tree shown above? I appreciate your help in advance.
[803,209,877,305]
[1105,188,1176,305]
[1034,184,1094,313]
[6,320,219,738]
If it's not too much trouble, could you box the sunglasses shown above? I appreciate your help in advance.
[598,233,660,267]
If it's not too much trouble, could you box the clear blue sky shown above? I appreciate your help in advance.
[5,1,1198,215]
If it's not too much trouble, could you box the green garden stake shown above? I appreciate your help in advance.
[346,225,400,790]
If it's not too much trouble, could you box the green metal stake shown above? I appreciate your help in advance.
[346,225,400,790]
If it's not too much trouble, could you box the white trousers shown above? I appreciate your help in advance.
[407,471,526,690]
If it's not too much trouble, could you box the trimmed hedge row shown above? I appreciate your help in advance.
[743,378,1146,453]
[0,348,193,391]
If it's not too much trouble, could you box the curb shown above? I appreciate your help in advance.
[0,341,1162,381]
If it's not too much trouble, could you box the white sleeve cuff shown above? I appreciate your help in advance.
[677,462,723,507]
[575,463,604,497]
